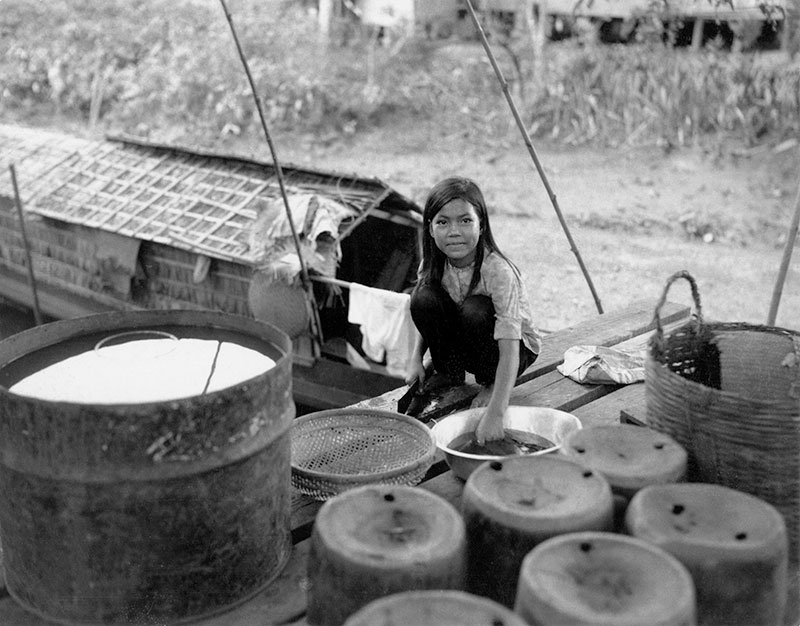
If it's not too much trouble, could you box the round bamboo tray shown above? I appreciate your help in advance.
[291,408,436,501]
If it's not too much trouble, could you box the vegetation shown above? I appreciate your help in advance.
[1,0,798,151]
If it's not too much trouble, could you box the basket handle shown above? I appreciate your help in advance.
[652,270,703,344]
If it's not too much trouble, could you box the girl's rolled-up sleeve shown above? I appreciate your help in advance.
[487,262,523,341]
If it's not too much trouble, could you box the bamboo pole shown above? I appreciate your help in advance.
[218,0,323,356]
[463,0,604,314]
[767,174,800,325]
[9,164,43,325]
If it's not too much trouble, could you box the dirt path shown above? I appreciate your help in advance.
[261,124,799,332]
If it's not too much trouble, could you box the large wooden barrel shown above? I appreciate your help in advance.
[0,310,295,625]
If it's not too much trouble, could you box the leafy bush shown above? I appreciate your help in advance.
[527,42,800,147]
[1,0,797,149]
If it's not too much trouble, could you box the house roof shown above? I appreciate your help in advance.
[0,124,421,266]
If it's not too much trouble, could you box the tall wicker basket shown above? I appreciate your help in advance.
[645,271,800,563]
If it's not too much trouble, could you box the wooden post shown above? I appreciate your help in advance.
[9,164,43,325]
[219,0,324,356]
[767,174,800,325]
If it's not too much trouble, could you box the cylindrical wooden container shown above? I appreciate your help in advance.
[515,531,697,626]
[0,310,294,625]
[342,590,529,626]
[462,455,613,608]
[561,424,687,530]
[626,483,789,626]
[307,484,467,626]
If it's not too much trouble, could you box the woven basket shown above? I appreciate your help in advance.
[645,270,800,561]
[291,408,437,501]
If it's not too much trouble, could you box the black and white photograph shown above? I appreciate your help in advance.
[0,0,798,624]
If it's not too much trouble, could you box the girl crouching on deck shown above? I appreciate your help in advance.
[405,177,543,444]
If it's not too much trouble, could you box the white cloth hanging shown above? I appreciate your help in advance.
[347,283,415,378]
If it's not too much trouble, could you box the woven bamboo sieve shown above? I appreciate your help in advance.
[645,270,800,562]
[290,408,437,501]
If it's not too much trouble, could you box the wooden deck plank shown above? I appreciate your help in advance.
[571,383,646,429]
[518,298,689,381]
[510,369,614,412]
[419,469,467,512]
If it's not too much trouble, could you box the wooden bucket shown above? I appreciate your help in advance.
[0,310,295,624]
[561,424,687,531]
[342,590,529,626]
[515,532,697,626]
[306,484,467,626]
[626,483,789,626]
[462,455,614,608]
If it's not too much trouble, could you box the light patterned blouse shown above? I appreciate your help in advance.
[441,250,542,355]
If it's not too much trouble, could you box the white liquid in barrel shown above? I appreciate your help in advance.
[10,332,275,403]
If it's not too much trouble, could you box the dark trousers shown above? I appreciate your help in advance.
[409,283,536,387]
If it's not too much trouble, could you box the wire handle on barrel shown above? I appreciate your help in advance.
[651,270,704,351]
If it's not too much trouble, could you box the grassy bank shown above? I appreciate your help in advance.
[1,0,799,152]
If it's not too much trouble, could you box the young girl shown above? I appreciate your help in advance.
[405,177,542,445]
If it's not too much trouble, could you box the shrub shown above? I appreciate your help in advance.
[1,0,797,150]
[527,42,800,147]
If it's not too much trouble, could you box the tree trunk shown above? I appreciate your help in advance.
[530,0,547,91]
[318,0,334,44]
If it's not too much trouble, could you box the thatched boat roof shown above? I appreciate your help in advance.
[0,124,421,266]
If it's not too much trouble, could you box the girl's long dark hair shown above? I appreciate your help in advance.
[416,177,518,294]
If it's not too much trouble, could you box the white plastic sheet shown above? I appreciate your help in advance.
[557,345,646,385]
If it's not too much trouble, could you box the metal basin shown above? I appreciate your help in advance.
[430,406,583,481]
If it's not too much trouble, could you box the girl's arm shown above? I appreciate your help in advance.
[475,338,518,444]
[405,329,428,387]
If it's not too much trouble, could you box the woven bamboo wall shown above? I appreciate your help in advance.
[139,242,252,316]
[0,203,129,299]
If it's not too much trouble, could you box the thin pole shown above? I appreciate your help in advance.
[463,0,604,314]
[767,174,800,325]
[218,0,323,354]
[9,164,43,326]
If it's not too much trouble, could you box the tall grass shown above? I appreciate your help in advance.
[1,0,798,149]
[530,43,800,147]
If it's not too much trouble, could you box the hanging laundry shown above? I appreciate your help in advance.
[246,194,357,278]
[347,283,415,378]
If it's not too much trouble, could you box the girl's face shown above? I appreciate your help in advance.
[429,198,482,268]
